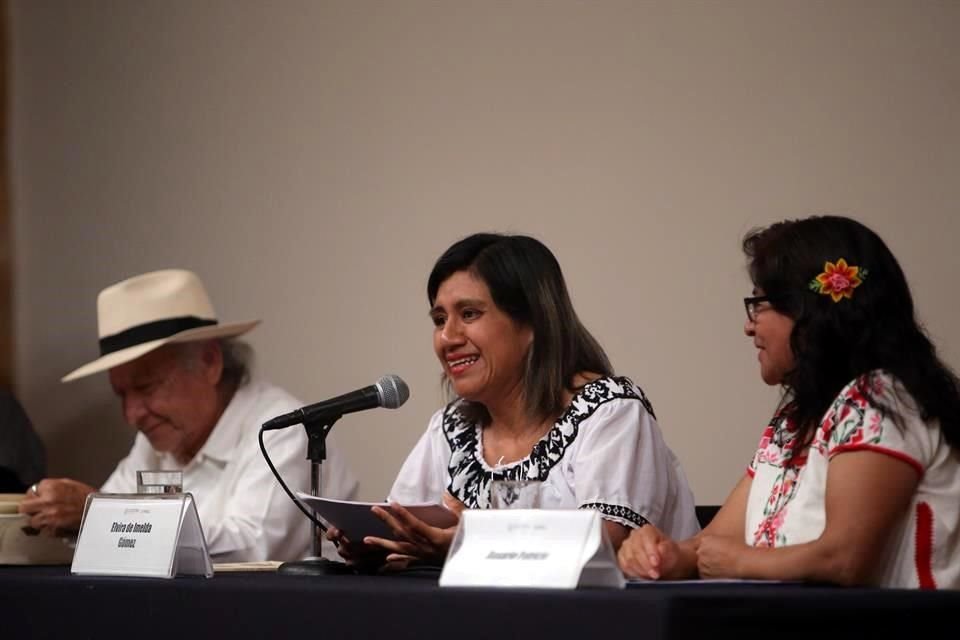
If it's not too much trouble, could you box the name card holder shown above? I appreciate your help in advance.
[71,493,213,579]
[439,509,625,589]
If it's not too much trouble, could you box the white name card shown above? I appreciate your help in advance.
[71,493,213,579]
[439,509,625,589]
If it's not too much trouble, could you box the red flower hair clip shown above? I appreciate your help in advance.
[809,259,867,302]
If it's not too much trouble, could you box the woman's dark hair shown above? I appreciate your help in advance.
[743,214,960,450]
[427,232,613,424]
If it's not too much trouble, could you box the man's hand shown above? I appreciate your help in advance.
[18,478,96,536]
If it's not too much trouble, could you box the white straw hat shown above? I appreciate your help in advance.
[62,269,260,382]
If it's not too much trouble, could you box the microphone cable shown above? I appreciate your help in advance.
[258,425,331,535]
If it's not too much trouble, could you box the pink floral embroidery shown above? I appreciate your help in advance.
[751,411,805,548]
[819,375,885,453]
[867,411,882,436]
[752,373,894,550]
[752,467,798,548]
[814,375,890,458]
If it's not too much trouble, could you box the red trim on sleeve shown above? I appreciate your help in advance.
[829,443,924,479]
[746,466,756,478]
[915,501,937,590]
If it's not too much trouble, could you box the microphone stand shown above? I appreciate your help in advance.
[277,413,354,575]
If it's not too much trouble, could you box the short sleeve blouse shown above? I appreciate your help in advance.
[745,370,960,589]
[389,375,700,539]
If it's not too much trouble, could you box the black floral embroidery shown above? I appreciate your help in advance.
[579,502,649,529]
[442,376,654,512]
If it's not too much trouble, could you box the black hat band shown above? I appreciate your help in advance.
[99,316,218,356]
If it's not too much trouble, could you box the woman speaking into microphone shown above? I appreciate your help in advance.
[328,232,699,569]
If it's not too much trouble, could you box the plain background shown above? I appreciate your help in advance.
[8,0,960,505]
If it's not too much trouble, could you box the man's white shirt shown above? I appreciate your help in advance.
[100,378,358,562]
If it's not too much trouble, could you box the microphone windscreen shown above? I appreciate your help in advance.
[376,374,409,409]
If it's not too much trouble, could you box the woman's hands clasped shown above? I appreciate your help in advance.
[617,523,690,580]
[695,535,753,579]
[618,523,752,581]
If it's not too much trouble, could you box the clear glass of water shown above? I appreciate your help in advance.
[489,479,542,509]
[136,470,183,494]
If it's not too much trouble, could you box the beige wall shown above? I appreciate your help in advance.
[8,0,960,504]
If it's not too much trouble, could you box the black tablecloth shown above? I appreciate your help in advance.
[1,565,956,639]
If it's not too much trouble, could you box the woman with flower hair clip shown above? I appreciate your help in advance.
[618,215,960,588]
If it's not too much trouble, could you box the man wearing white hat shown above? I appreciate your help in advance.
[19,269,359,562]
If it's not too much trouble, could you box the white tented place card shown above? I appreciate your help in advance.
[70,493,213,579]
[439,509,625,589]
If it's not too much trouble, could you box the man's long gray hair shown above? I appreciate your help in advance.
[218,338,253,390]
[175,338,253,391]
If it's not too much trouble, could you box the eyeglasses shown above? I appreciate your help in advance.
[743,295,771,323]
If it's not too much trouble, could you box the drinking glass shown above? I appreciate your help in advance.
[136,470,183,494]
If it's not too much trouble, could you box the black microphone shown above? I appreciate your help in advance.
[262,374,410,431]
